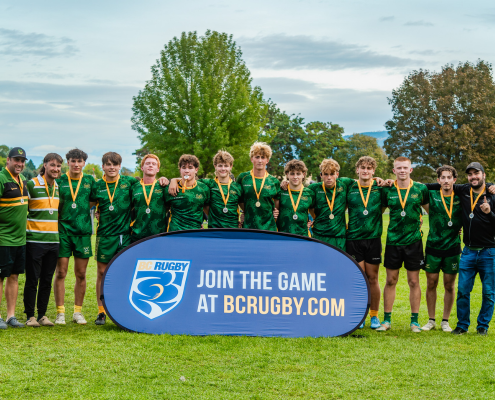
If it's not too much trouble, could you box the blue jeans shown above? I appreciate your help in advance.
[456,247,495,330]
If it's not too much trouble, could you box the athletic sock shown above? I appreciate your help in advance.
[56,306,65,314]
[369,310,379,318]
[384,312,392,323]
[98,306,106,314]
[442,319,448,323]
[429,318,435,322]
[74,305,82,314]
[411,313,419,324]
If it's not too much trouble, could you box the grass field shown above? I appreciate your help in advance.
[1,215,494,399]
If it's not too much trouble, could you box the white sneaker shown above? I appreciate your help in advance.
[55,313,66,325]
[72,312,87,325]
[422,320,436,331]
[441,321,452,332]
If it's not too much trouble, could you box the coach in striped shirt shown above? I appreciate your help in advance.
[23,153,63,327]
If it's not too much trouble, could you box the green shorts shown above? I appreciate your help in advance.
[95,234,131,263]
[59,235,92,259]
[312,234,346,251]
[424,253,460,274]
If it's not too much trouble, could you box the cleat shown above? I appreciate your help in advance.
[6,316,25,328]
[410,322,422,333]
[72,312,87,325]
[55,313,66,325]
[370,316,381,329]
[26,317,40,327]
[95,313,106,326]
[0,318,7,330]
[376,321,391,332]
[38,316,55,327]
[451,327,468,335]
[477,328,488,336]
[441,321,452,332]
[359,321,365,329]
[421,320,436,331]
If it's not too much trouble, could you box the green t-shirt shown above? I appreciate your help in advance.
[308,178,354,238]
[92,175,139,237]
[164,181,210,232]
[237,171,281,231]
[57,173,96,237]
[426,190,462,252]
[0,168,28,246]
[131,181,168,241]
[276,187,315,237]
[383,181,429,246]
[346,181,383,241]
[201,178,242,229]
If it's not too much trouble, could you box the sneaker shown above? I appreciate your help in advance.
[370,316,381,329]
[26,317,40,327]
[359,321,365,329]
[38,316,55,327]
[477,328,488,336]
[0,318,7,330]
[422,320,436,331]
[441,321,452,332]
[451,327,468,335]
[6,316,25,328]
[72,312,87,325]
[410,322,422,333]
[55,313,66,325]
[95,313,106,326]
[376,321,391,332]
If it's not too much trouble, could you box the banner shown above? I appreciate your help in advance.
[102,229,370,337]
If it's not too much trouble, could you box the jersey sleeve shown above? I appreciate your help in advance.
[381,186,389,207]
[308,182,319,194]
[203,184,210,204]
[89,175,98,202]
[273,178,281,198]
[26,179,35,199]
[338,177,355,188]
[420,184,429,205]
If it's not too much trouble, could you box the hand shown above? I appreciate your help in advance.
[375,177,384,186]
[168,178,179,196]
[240,213,245,224]
[95,212,100,221]
[480,196,491,214]
[381,179,394,187]
[273,208,279,219]
[489,186,495,195]
[307,220,313,228]
[158,177,169,187]
[134,176,141,182]
[280,180,288,191]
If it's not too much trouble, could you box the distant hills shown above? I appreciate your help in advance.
[345,131,389,147]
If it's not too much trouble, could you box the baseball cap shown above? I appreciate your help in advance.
[8,147,27,160]
[465,162,485,173]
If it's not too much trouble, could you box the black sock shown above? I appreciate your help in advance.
[442,319,448,322]
[429,318,435,322]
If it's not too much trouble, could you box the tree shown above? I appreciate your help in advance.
[385,60,495,174]
[83,164,103,179]
[132,30,268,178]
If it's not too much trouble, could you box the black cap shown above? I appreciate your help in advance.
[465,162,485,174]
[8,147,27,160]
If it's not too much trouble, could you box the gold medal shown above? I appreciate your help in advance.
[250,170,268,209]
[105,174,120,212]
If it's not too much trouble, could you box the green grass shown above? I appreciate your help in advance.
[1,215,494,399]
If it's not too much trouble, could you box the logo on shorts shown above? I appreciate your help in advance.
[83,247,90,255]
[129,260,190,320]
[452,263,458,270]
[420,260,424,266]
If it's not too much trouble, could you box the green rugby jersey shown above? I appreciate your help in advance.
[237,171,280,231]
[346,181,383,241]
[26,175,59,243]
[426,190,462,253]
[131,181,168,241]
[164,181,210,232]
[200,178,242,229]
[0,168,28,246]
[57,173,96,237]
[308,177,354,238]
[276,187,315,237]
[92,175,139,237]
[382,181,429,246]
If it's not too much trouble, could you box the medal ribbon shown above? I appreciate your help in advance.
[288,185,304,215]
[179,180,197,193]
[215,177,232,207]
[141,179,157,209]
[358,181,372,209]
[322,182,336,214]
[250,170,268,203]
[440,190,454,221]
[6,167,24,197]
[394,179,413,212]
[470,185,485,214]
[67,173,83,204]
[42,175,56,210]
[104,174,120,207]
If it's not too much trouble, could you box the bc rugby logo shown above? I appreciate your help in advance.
[129,260,190,319]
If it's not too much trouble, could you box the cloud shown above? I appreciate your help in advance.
[0,28,78,58]
[239,34,422,71]
[379,16,395,22]
[409,49,439,56]
[467,14,495,24]
[404,21,434,27]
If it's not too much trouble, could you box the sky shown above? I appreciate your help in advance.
[1,0,494,168]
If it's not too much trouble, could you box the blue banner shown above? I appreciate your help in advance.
[102,229,370,337]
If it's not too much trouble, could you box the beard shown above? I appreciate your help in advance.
[470,179,485,189]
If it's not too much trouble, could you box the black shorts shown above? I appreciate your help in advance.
[346,238,382,264]
[384,240,424,271]
[0,245,26,278]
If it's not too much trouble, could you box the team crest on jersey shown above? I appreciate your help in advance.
[411,194,418,199]
[265,185,272,189]
[120,184,128,189]
[129,259,190,319]
[154,188,162,193]
[84,184,91,189]
[196,194,203,199]
[337,187,344,192]
[302,196,308,201]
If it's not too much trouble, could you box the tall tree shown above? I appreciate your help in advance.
[385,60,495,172]
[83,164,103,179]
[132,30,268,178]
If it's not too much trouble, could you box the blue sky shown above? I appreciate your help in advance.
[1,0,494,168]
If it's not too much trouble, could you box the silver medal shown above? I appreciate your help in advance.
[255,201,261,207]
[109,205,114,211]
[146,208,151,214]
[329,213,335,220]
[49,210,54,215]
[363,210,369,216]
[448,221,453,227]
[293,214,298,220]
[21,198,24,204]
[469,213,474,219]
[223,207,228,213]
[72,203,77,209]
[401,211,406,217]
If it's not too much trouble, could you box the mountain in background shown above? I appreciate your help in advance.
[345,131,388,147]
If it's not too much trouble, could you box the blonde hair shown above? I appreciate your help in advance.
[141,154,160,168]
[356,156,377,170]
[213,150,234,166]
[284,159,308,175]
[319,159,340,174]
[250,142,272,159]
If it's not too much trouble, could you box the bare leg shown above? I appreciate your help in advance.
[425,272,439,319]
[0,277,3,318]
[407,270,421,314]
[74,257,89,307]
[54,257,69,307]
[383,269,400,312]
[5,274,19,319]
[96,262,108,307]
[443,273,457,320]
[365,263,381,312]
